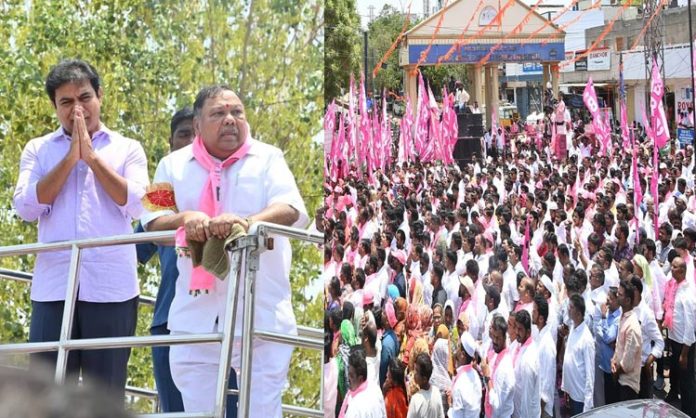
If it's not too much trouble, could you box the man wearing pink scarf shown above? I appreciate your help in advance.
[141,85,308,417]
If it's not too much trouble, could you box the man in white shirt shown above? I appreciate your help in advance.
[481,315,516,418]
[342,349,387,418]
[663,257,696,416]
[408,353,445,418]
[141,86,308,417]
[561,294,595,414]
[449,331,482,418]
[511,310,541,418]
[629,277,664,399]
[533,295,556,417]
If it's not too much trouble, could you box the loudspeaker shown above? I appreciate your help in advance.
[453,136,482,169]
[457,113,484,137]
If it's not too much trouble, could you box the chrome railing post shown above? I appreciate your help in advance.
[213,237,249,418]
[55,243,82,384]
[237,240,261,418]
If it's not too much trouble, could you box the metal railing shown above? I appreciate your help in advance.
[0,222,324,418]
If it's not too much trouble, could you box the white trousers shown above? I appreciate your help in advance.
[170,335,293,418]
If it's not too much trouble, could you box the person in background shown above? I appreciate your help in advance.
[135,106,194,413]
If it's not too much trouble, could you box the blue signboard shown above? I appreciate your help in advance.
[678,128,694,148]
[522,62,543,73]
[408,42,565,65]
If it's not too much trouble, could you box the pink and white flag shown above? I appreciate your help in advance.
[650,61,670,149]
[583,77,610,155]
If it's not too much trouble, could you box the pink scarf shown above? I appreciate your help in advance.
[484,347,508,417]
[663,279,685,330]
[452,364,474,388]
[338,380,368,418]
[176,135,251,295]
[512,336,532,367]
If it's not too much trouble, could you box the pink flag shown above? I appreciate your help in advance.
[347,75,357,163]
[358,74,371,176]
[521,216,530,274]
[650,62,670,149]
[631,132,642,225]
[415,72,430,157]
[583,77,610,155]
[324,101,337,178]
[334,114,346,180]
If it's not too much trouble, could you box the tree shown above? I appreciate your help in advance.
[0,0,323,413]
[366,5,469,99]
[325,0,361,103]
[368,5,412,95]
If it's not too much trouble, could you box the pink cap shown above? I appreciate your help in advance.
[392,250,407,266]
[362,290,374,306]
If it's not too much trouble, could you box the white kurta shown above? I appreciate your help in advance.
[536,325,556,416]
[141,139,308,417]
[512,340,541,418]
[449,365,482,418]
[344,382,387,418]
[489,349,516,418]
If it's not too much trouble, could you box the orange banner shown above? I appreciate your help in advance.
[373,2,412,78]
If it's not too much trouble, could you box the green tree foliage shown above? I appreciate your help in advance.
[368,5,413,94]
[325,0,361,102]
[0,0,323,413]
[367,6,469,97]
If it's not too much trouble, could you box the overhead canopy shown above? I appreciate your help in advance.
[399,0,566,66]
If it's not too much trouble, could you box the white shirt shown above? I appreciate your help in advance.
[449,365,482,418]
[366,355,380,389]
[502,266,519,309]
[649,259,667,320]
[344,381,387,418]
[141,139,309,348]
[512,339,541,418]
[667,280,696,346]
[635,301,664,365]
[407,386,445,418]
[536,325,556,416]
[561,321,595,411]
[488,349,516,418]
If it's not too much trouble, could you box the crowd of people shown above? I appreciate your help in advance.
[322,99,696,418]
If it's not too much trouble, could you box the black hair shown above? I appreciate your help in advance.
[620,279,636,305]
[533,294,549,323]
[569,293,585,317]
[193,84,235,116]
[491,314,508,335]
[45,59,101,105]
[514,309,531,332]
[170,106,195,137]
[485,285,501,307]
[414,352,433,380]
[348,347,368,381]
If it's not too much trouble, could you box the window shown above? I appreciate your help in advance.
[616,37,624,51]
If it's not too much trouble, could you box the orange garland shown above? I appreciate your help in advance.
[476,0,545,66]
[373,2,413,78]
[560,0,635,69]
[411,0,451,75]
[435,0,485,65]
[434,0,517,67]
